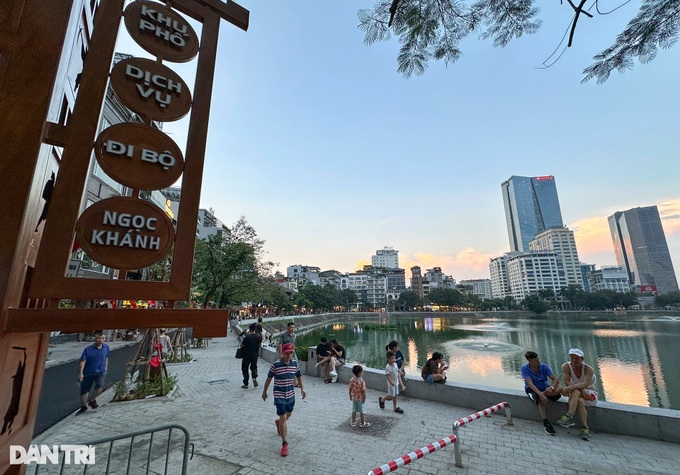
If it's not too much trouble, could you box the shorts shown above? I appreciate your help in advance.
[80,374,105,395]
[582,389,598,406]
[352,400,363,413]
[275,401,295,416]
[424,374,434,384]
[387,384,399,397]
[526,388,561,405]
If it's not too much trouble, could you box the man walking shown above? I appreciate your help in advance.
[262,343,306,457]
[277,322,296,359]
[240,323,262,388]
[76,332,109,415]
[521,351,562,435]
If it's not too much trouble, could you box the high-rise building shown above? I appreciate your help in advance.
[410,266,424,298]
[502,175,564,252]
[529,227,584,289]
[608,206,679,294]
[372,246,399,269]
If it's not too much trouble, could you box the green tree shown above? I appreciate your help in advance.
[655,290,680,308]
[257,281,293,312]
[191,217,274,307]
[398,290,421,310]
[522,295,550,314]
[358,1,679,83]
[338,288,359,311]
[426,288,465,307]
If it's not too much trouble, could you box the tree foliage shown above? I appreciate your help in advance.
[654,290,680,308]
[358,1,680,82]
[191,216,274,307]
[398,290,422,310]
[522,295,551,313]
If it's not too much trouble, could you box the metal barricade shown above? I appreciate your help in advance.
[367,434,457,475]
[32,424,193,475]
[452,401,512,467]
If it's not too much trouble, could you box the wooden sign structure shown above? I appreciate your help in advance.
[0,0,249,470]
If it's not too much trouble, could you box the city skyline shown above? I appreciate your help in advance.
[114,1,680,282]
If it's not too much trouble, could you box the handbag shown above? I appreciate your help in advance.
[235,347,244,359]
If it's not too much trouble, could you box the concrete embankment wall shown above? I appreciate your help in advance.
[254,313,680,444]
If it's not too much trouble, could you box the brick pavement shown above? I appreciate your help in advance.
[33,333,680,475]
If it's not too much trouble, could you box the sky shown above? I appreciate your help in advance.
[116,1,680,282]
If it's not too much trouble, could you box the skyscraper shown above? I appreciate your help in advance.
[608,206,679,294]
[501,175,564,252]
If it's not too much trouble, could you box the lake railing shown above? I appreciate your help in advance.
[367,402,513,474]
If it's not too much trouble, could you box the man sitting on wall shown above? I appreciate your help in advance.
[521,351,562,436]
[314,337,331,381]
[556,348,598,441]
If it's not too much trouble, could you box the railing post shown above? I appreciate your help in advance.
[452,422,463,468]
[505,404,513,426]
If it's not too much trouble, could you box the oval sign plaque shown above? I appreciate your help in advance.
[110,57,191,121]
[94,123,184,190]
[75,197,175,269]
[124,1,199,63]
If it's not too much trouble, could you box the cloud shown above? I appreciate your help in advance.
[399,248,498,281]
[570,216,612,254]
[376,218,396,226]
[660,198,680,235]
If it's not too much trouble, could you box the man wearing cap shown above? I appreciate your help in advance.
[262,342,306,457]
[521,351,562,436]
[556,348,598,441]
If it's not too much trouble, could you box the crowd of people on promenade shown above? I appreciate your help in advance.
[69,316,598,461]
[231,318,599,457]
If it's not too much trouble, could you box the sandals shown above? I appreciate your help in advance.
[350,421,357,428]
[378,397,385,409]
[360,421,371,428]
[394,407,404,414]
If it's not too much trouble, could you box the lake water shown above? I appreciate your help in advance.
[294,312,680,411]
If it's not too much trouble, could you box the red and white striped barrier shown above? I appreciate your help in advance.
[367,434,457,475]
[453,401,510,429]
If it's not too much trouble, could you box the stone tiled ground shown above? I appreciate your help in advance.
[34,334,680,475]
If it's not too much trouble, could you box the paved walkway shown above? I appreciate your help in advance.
[34,333,680,474]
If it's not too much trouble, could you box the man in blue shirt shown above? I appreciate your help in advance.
[76,332,110,415]
[521,350,562,435]
[262,343,306,457]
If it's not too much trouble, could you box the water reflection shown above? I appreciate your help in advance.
[293,312,680,410]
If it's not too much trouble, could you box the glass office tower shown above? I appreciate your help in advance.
[608,206,679,294]
[501,175,564,252]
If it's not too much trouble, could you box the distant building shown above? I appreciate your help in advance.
[502,175,564,252]
[410,266,424,298]
[506,252,566,302]
[424,267,455,289]
[349,266,387,307]
[529,227,583,289]
[587,266,631,293]
[459,279,493,300]
[489,254,513,299]
[372,246,399,269]
[287,265,321,287]
[319,270,348,290]
[197,208,226,240]
[579,263,596,292]
[608,206,679,294]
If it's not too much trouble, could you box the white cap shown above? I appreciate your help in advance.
[568,348,584,358]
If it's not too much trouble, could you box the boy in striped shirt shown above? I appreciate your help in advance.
[262,343,306,456]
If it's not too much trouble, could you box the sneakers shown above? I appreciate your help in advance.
[556,413,575,428]
[543,420,555,436]
[378,397,385,409]
[75,405,87,416]
[394,407,404,414]
[360,421,371,428]
[280,443,288,457]
[350,421,357,428]
[580,428,591,441]
[241,384,248,389]
[275,419,281,436]
[88,399,98,409]
[253,379,258,387]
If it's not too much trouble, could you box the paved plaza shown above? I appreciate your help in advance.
[34,333,680,474]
